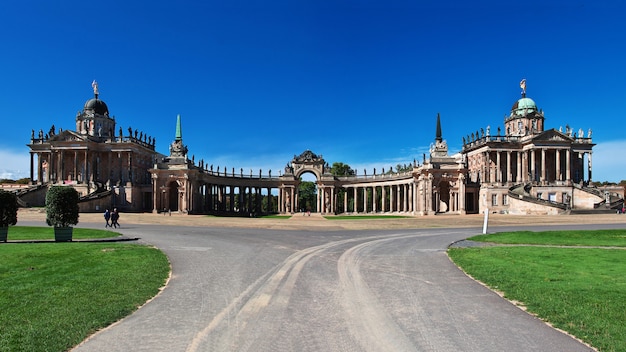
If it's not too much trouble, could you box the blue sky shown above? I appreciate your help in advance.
[1,0,625,182]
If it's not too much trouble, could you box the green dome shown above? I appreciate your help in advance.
[511,97,537,116]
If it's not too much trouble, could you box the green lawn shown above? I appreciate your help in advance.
[3,226,120,241]
[0,228,170,352]
[258,215,292,219]
[449,229,626,352]
[468,229,626,247]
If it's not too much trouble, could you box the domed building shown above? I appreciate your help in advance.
[25,81,162,212]
[21,80,622,216]
[460,81,620,214]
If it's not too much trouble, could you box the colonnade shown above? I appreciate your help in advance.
[29,150,153,186]
[342,182,415,214]
[478,148,592,185]
[202,184,274,215]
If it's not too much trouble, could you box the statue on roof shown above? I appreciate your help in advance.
[520,78,526,97]
[92,80,99,98]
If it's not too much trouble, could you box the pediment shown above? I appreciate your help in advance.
[48,130,87,143]
[532,129,572,143]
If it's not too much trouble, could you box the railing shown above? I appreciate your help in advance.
[507,183,568,210]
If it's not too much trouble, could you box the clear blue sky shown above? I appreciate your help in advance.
[1,0,625,182]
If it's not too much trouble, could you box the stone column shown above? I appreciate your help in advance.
[587,151,593,183]
[73,151,78,183]
[57,151,63,183]
[344,187,348,214]
[396,184,401,212]
[483,152,488,183]
[29,152,34,184]
[408,183,414,213]
[541,148,546,184]
[506,151,512,183]
[566,149,571,183]
[404,184,409,212]
[530,150,536,183]
[556,149,561,182]
[37,153,43,184]
[516,151,522,183]
[390,186,395,212]
[117,152,122,184]
[458,173,466,214]
[496,151,501,183]
[427,175,434,214]
[152,175,158,213]
[372,186,377,213]
[381,186,387,212]
[363,187,367,213]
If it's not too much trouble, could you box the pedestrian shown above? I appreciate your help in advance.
[104,209,111,227]
[111,208,120,228]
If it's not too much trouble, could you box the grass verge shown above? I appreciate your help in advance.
[449,230,626,351]
[4,226,120,241]
[468,229,626,247]
[0,233,169,352]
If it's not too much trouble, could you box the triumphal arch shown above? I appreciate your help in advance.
[22,80,623,215]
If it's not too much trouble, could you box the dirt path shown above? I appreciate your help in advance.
[18,208,626,231]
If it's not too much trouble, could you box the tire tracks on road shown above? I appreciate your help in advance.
[186,232,423,352]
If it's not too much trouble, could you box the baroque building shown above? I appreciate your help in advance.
[21,81,623,215]
[461,82,621,214]
[25,82,161,211]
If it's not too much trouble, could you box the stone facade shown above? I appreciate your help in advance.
[25,82,162,212]
[21,81,623,215]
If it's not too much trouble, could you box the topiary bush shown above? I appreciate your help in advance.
[0,190,18,227]
[45,186,80,228]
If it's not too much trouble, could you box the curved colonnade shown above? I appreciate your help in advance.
[150,150,465,216]
[150,169,454,216]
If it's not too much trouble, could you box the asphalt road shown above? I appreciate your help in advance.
[50,221,625,352]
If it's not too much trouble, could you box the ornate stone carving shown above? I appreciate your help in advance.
[169,139,188,158]
[294,150,322,163]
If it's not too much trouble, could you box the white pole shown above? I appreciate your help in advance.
[482,208,489,234]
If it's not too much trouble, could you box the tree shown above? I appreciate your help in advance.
[330,162,355,176]
[395,163,413,172]
[329,162,354,213]
[16,178,30,184]
[298,181,317,212]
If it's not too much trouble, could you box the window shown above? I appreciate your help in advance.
[491,194,498,206]
[537,192,543,199]
[502,194,508,205]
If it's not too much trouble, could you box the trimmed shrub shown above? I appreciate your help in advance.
[46,186,80,228]
[0,190,18,227]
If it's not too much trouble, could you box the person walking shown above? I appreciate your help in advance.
[104,209,111,227]
[111,208,120,228]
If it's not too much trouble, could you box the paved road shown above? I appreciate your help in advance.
[61,222,611,352]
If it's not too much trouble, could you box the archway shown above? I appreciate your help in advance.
[167,180,179,212]
[281,150,329,214]
[437,181,451,213]
[298,172,317,213]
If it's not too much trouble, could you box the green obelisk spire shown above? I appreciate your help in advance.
[175,114,182,141]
